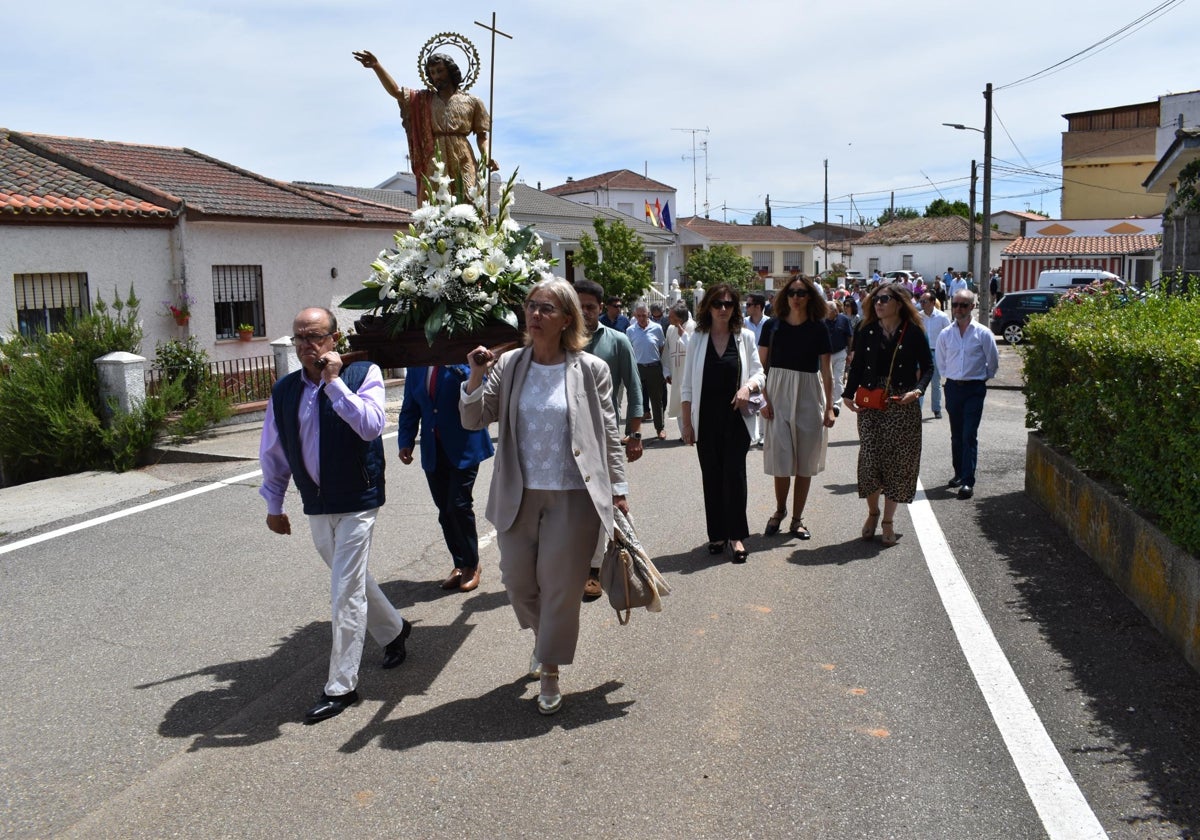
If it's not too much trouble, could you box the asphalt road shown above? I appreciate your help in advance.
[2,350,1198,839]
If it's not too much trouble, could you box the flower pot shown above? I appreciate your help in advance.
[173,315,190,327]
[238,330,254,342]
[348,315,522,367]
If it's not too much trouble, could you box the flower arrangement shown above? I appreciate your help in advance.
[162,292,194,323]
[340,157,555,345]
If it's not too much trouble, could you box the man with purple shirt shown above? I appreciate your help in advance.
[259,307,410,724]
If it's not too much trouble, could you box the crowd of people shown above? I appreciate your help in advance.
[259,271,999,722]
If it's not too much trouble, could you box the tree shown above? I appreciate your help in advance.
[575,217,653,303]
[683,244,755,293]
[751,210,771,226]
[876,207,920,225]
[924,198,973,219]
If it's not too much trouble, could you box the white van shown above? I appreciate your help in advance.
[1036,269,1122,290]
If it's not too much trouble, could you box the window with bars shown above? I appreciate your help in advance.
[902,254,914,270]
[869,258,880,273]
[14,272,89,337]
[212,265,265,339]
[751,251,773,274]
[782,251,804,273]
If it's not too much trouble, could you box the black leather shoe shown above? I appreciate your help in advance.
[948,477,963,488]
[957,485,974,499]
[305,690,359,723]
[381,618,412,669]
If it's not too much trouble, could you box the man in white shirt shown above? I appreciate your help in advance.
[935,290,999,500]
[947,271,969,300]
[627,303,668,440]
[744,292,771,444]
[919,293,951,418]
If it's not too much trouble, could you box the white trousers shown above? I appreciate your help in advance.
[830,348,848,391]
[308,508,404,696]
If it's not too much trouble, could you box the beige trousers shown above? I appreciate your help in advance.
[496,488,601,666]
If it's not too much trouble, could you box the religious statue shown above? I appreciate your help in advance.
[354,41,499,205]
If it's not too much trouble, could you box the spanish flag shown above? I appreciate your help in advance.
[645,200,659,227]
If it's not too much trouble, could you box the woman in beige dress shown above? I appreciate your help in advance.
[759,275,836,539]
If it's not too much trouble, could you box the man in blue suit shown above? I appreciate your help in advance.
[397,365,495,591]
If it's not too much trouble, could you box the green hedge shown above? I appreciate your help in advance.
[1022,287,1200,555]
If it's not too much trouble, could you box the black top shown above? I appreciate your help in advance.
[699,334,742,434]
[759,318,831,374]
[842,320,934,400]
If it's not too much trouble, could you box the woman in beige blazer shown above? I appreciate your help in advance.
[461,278,628,715]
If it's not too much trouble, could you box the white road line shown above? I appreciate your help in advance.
[0,468,265,557]
[910,481,1108,840]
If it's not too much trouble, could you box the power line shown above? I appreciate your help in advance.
[997,0,1187,91]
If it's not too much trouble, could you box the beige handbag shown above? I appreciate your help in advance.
[599,509,670,625]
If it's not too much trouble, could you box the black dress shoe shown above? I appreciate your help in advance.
[305,690,359,723]
[957,485,974,499]
[381,618,412,669]
[948,477,963,488]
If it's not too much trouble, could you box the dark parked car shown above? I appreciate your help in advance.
[989,289,1064,345]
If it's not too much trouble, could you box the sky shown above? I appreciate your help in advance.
[5,0,1197,227]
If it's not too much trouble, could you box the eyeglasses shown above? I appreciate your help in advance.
[525,301,559,316]
[291,331,335,346]
[711,300,736,310]
[951,301,973,309]
[786,288,808,298]
[874,295,895,305]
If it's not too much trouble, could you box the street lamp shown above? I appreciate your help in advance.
[942,82,994,319]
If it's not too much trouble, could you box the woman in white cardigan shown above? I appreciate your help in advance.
[680,283,766,563]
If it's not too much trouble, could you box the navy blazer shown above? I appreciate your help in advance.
[397,365,494,472]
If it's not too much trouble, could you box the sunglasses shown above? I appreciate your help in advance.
[786,288,808,298]
[951,302,973,309]
[711,300,736,310]
[873,294,896,304]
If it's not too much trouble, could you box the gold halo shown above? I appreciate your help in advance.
[417,32,480,91]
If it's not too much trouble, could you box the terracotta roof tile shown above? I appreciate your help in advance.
[1003,234,1159,256]
[853,215,1016,245]
[1,129,173,220]
[2,129,410,226]
[545,169,675,196]
[678,215,815,243]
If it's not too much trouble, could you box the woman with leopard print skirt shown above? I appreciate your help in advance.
[841,284,933,546]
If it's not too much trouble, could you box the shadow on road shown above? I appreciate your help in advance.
[977,490,1200,834]
[344,678,632,754]
[138,587,512,752]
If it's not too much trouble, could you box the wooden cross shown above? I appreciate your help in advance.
[474,13,512,210]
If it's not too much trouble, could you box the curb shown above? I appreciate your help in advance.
[1025,432,1200,675]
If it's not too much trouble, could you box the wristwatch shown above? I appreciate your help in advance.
[629,433,642,441]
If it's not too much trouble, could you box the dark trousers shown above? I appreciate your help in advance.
[945,379,987,486]
[638,363,666,433]
[425,441,481,570]
[696,422,751,542]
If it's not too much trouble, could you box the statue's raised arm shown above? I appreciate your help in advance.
[353,43,498,205]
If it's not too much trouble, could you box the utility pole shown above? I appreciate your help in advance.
[968,159,977,283]
[765,194,772,226]
[981,82,993,318]
[822,159,829,275]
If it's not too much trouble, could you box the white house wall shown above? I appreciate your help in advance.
[181,221,400,362]
[849,240,1008,280]
[0,224,173,345]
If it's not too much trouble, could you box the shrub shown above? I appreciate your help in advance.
[1022,286,1200,554]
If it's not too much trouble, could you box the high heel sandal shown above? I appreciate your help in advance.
[764,509,787,536]
[537,669,562,715]
[880,519,899,547]
[788,517,811,540]
[861,510,881,541]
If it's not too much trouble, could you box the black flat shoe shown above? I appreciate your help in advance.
[732,547,749,564]
[707,541,727,555]
[764,509,786,536]
[381,618,412,669]
[304,690,359,723]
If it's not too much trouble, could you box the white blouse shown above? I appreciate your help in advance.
[517,361,585,491]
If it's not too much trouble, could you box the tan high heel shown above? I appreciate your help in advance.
[861,510,881,540]
[880,519,900,547]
